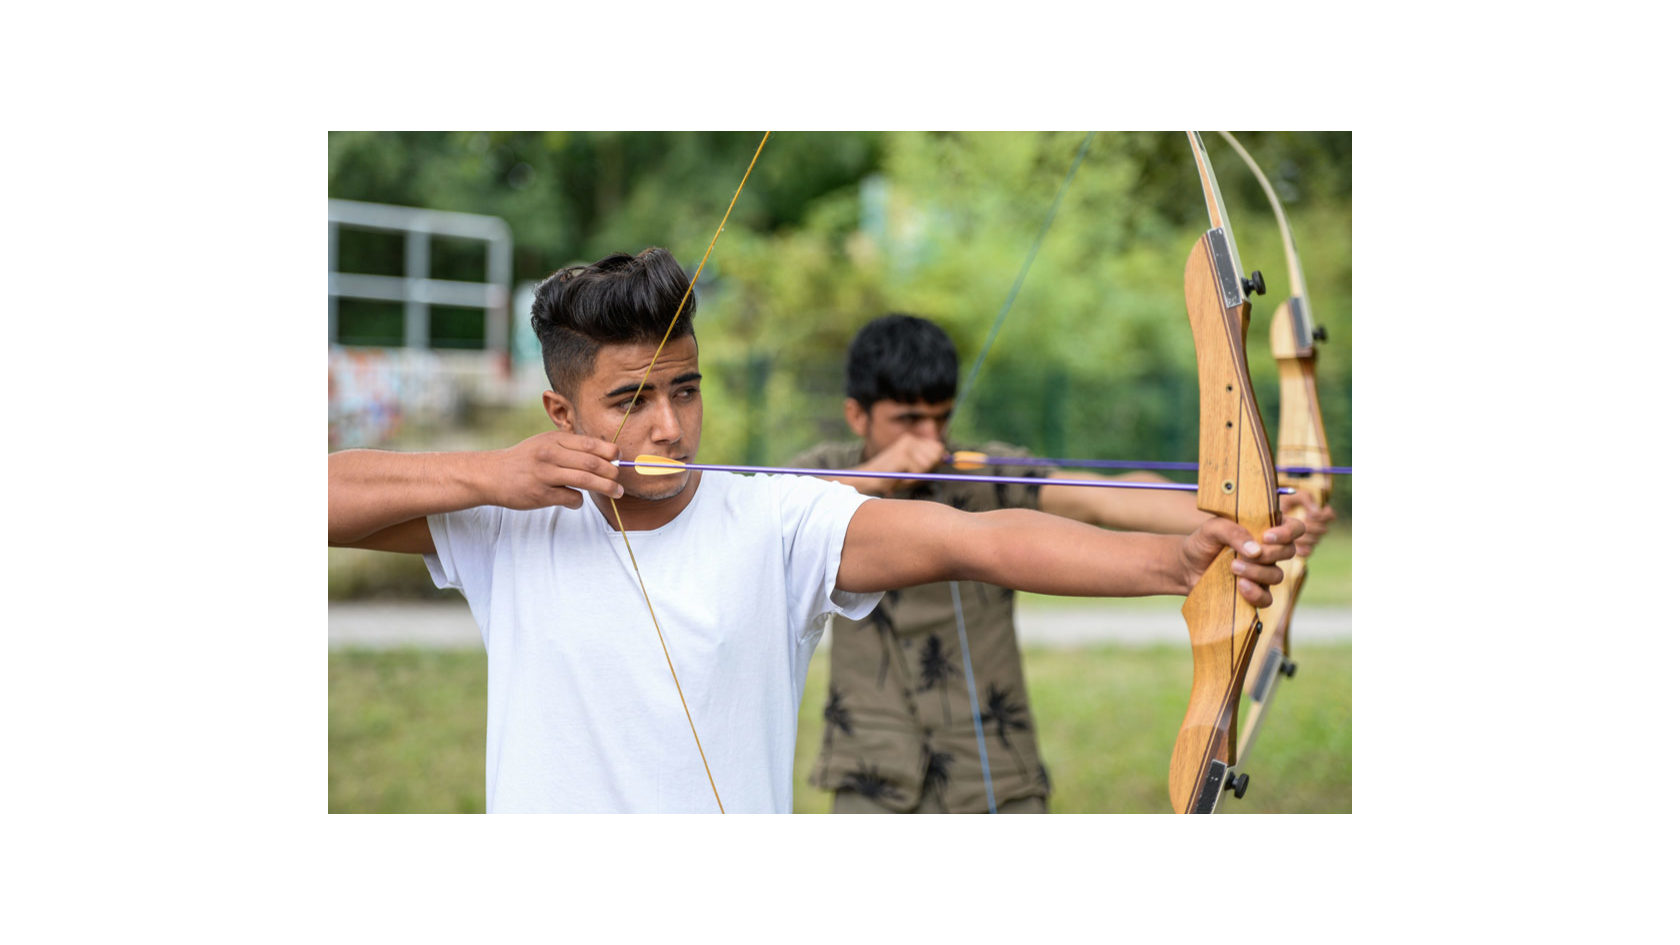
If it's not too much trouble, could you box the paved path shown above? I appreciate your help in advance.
[329,600,1351,650]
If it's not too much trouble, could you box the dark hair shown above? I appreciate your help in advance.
[845,313,960,409]
[530,247,697,397]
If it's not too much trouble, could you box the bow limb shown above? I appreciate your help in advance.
[1215,132,1335,772]
[1166,132,1281,814]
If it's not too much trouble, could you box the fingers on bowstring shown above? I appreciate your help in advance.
[543,458,622,501]
[557,432,623,463]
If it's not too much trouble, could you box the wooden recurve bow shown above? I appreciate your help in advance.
[1167,131,1281,814]
[1215,131,1335,775]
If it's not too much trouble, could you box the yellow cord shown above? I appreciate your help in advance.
[608,497,725,813]
[610,131,771,445]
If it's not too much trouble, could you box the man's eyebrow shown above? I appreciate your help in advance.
[604,371,703,401]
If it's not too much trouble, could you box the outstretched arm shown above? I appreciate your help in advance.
[328,432,623,553]
[1042,468,1334,555]
[1039,469,1212,534]
[835,499,1302,605]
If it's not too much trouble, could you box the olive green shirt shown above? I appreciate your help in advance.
[794,440,1055,813]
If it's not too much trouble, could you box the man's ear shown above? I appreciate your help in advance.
[542,389,576,432]
[843,398,870,438]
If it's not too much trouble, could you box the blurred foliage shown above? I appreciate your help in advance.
[329,131,1351,518]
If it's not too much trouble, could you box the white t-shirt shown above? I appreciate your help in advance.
[424,471,881,813]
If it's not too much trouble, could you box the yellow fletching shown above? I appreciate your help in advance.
[632,454,686,476]
[950,450,987,471]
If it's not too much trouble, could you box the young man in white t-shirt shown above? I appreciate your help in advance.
[328,247,1305,813]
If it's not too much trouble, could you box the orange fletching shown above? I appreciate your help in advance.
[631,455,686,476]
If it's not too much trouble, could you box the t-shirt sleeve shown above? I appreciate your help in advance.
[423,505,506,599]
[773,474,883,634]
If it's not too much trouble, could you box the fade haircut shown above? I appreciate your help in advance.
[845,313,960,409]
[530,247,697,398]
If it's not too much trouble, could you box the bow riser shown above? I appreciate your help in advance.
[1236,300,1333,768]
[1168,229,1281,814]
[1255,297,1333,663]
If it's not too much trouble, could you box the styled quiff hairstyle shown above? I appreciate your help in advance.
[529,247,697,398]
[845,313,960,409]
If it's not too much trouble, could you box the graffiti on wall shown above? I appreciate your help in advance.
[328,346,459,448]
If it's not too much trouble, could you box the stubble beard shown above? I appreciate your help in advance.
[622,469,691,503]
[576,422,691,504]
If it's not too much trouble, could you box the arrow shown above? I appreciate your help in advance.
[618,455,1302,494]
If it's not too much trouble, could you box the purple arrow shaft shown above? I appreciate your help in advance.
[617,460,1297,494]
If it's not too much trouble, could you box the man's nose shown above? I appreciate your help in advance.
[647,397,683,443]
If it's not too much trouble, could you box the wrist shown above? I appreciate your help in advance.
[1172,532,1202,595]
[441,449,498,509]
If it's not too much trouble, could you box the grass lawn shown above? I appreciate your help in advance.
[331,640,1351,814]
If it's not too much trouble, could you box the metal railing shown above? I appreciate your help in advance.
[327,198,513,357]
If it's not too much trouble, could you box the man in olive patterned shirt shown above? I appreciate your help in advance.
[793,315,1240,813]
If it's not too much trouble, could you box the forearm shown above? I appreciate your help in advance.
[959,509,1190,597]
[838,500,1190,597]
[1042,472,1213,534]
[328,449,492,545]
[1100,487,1210,534]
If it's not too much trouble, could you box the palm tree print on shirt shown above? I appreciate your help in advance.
[921,737,955,813]
[839,764,905,803]
[980,683,1034,776]
[864,590,901,688]
[820,685,853,783]
[917,634,961,724]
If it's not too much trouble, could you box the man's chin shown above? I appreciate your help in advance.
[621,471,691,502]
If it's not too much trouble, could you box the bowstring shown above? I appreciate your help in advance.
[947,132,1095,813]
[608,131,771,814]
[951,131,1095,416]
